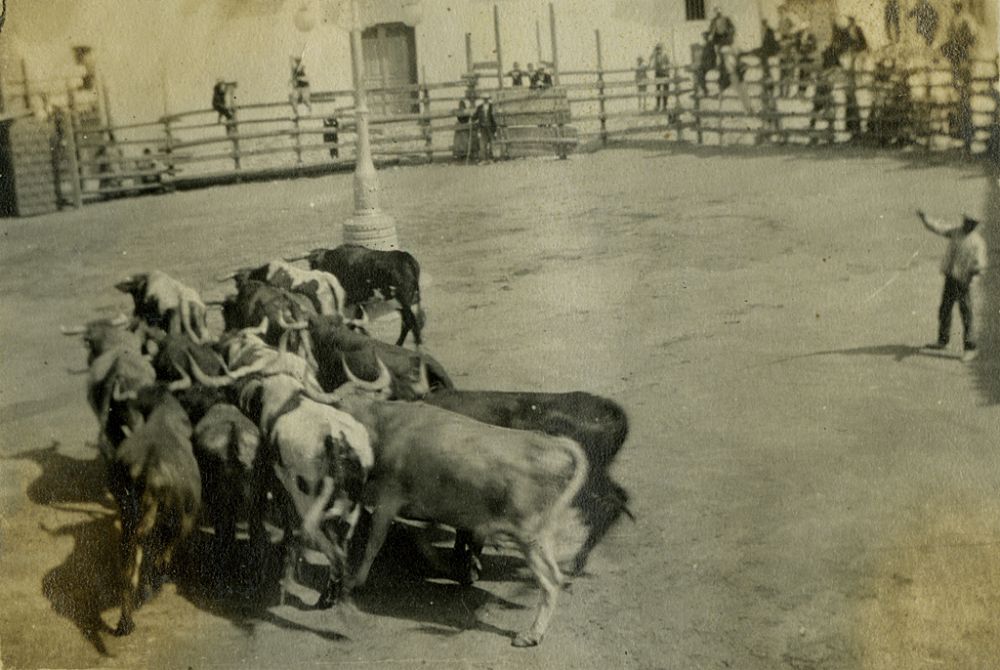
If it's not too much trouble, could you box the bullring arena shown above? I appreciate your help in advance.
[1,143,999,668]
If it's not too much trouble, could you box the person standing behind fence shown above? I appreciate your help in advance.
[941,2,978,153]
[796,33,818,97]
[290,56,312,114]
[635,57,649,111]
[212,79,234,123]
[474,95,497,163]
[508,62,526,87]
[917,210,987,362]
[707,7,736,91]
[526,63,538,89]
[650,43,670,112]
[909,0,940,47]
[777,6,807,97]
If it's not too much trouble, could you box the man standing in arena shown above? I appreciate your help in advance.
[918,210,988,361]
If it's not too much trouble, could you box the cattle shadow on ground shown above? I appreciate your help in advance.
[11,441,109,508]
[350,527,526,642]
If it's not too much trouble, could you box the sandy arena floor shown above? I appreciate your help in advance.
[1,144,999,669]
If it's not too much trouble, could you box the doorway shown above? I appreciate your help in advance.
[361,23,419,116]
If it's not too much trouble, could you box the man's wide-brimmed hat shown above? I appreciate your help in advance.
[655,42,664,50]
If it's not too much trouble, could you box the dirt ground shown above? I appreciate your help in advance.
[1,144,999,669]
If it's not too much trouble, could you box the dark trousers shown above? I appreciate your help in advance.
[938,275,976,348]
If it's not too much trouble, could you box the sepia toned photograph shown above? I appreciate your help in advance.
[1,0,998,667]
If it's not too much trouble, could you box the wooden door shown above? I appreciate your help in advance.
[362,23,418,116]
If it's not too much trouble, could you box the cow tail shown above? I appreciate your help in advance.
[179,298,201,344]
[552,437,589,519]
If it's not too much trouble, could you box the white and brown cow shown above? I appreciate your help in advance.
[332,395,588,647]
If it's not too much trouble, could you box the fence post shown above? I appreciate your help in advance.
[293,112,304,166]
[595,30,606,146]
[21,59,31,109]
[421,70,433,163]
[64,88,83,209]
[465,33,474,75]
[693,71,703,145]
[549,3,560,86]
[494,4,504,89]
[162,116,176,188]
[230,105,241,173]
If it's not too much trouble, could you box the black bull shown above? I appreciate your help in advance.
[301,245,425,347]
[308,315,453,399]
[422,389,633,577]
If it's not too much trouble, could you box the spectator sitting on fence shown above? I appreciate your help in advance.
[535,65,554,89]
[212,79,234,123]
[323,115,340,159]
[908,0,940,47]
[289,56,312,114]
[707,7,736,65]
[474,95,497,163]
[526,63,538,89]
[508,62,526,87]
[941,2,978,151]
[650,43,670,111]
[777,5,809,97]
[635,56,649,111]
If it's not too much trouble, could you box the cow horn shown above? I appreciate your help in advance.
[283,253,310,263]
[111,379,138,402]
[411,358,430,398]
[186,352,238,387]
[276,312,309,331]
[60,324,87,335]
[110,313,129,327]
[240,316,269,337]
[216,272,238,282]
[341,354,392,393]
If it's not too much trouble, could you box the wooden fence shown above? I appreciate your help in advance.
[49,52,1000,208]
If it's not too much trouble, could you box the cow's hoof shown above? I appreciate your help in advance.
[512,633,540,648]
[113,618,135,637]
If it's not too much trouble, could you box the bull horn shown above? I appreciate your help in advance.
[276,312,309,331]
[186,352,238,388]
[240,316,269,337]
[341,354,392,393]
[204,300,226,307]
[111,380,138,402]
[60,324,87,335]
[225,348,275,379]
[110,313,130,327]
[283,253,311,263]
[216,272,238,282]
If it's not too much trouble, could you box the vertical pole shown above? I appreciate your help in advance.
[350,0,379,212]
[465,33,474,75]
[20,59,31,110]
[549,3,560,86]
[693,71,703,145]
[293,113,303,166]
[421,66,433,163]
[162,117,175,187]
[536,20,543,64]
[596,30,606,146]
[493,4,504,89]
[101,82,114,131]
[231,104,241,172]
[64,87,83,209]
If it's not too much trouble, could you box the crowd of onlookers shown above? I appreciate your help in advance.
[628,2,983,149]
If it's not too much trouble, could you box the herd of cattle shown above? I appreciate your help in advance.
[61,243,633,648]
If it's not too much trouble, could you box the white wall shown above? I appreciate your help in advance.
[5,0,769,126]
